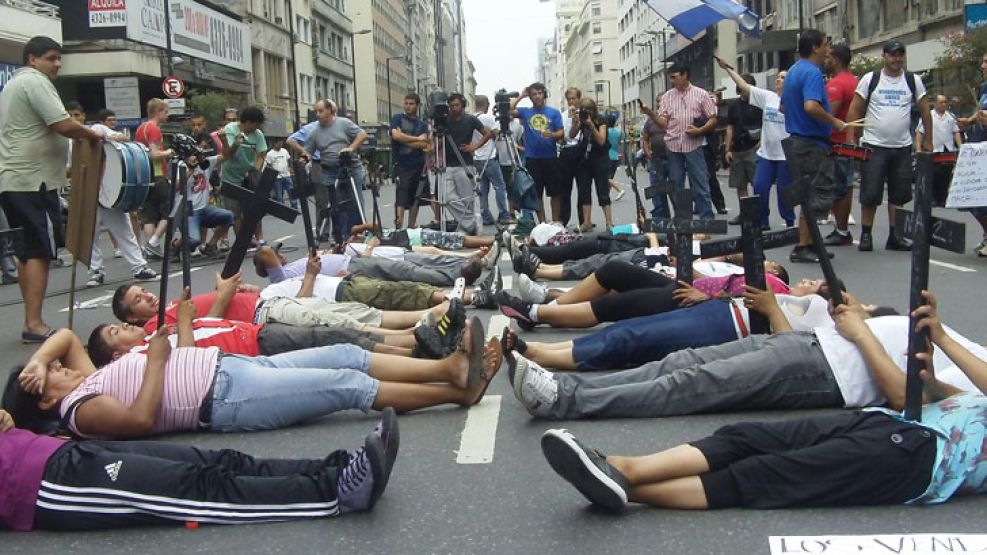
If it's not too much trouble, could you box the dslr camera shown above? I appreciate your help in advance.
[429,89,450,132]
[494,88,518,130]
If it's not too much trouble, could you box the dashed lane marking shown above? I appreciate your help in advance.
[169,267,202,279]
[273,234,295,244]
[456,395,502,464]
[502,275,513,291]
[930,259,976,273]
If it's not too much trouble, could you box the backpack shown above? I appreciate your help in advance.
[863,70,919,130]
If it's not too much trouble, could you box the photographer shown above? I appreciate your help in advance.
[436,93,490,234]
[574,99,614,230]
[474,95,511,225]
[510,82,564,223]
[220,106,269,245]
[299,99,369,244]
[389,93,430,229]
[559,87,585,227]
[640,94,671,218]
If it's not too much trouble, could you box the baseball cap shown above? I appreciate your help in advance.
[883,40,906,54]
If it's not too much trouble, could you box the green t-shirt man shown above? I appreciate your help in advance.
[220,121,268,186]
[0,67,70,192]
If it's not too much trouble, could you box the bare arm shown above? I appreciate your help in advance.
[17,329,98,395]
[295,252,321,298]
[344,131,369,153]
[175,287,196,348]
[805,100,845,131]
[843,94,865,144]
[205,272,242,318]
[913,290,987,396]
[50,118,103,141]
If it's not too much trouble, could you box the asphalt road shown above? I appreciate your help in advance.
[2,168,985,553]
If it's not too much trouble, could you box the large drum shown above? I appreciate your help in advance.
[99,142,152,211]
[831,143,872,161]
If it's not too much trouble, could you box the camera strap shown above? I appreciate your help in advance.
[444,133,478,183]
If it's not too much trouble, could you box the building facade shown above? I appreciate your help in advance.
[564,0,620,111]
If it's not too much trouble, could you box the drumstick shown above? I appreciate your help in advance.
[843,122,866,128]
[847,118,866,125]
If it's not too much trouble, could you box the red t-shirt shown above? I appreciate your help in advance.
[143,291,261,334]
[827,70,858,143]
[136,120,167,176]
[134,319,264,357]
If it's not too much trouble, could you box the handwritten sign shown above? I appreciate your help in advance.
[770,534,987,554]
[946,142,987,208]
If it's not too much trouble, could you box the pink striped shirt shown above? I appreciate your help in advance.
[693,273,790,298]
[657,84,717,153]
[61,347,220,438]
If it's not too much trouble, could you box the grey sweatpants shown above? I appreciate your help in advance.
[550,332,844,419]
[348,254,463,286]
[441,166,478,235]
[561,249,645,280]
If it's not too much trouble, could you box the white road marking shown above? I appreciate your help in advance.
[502,275,513,291]
[500,252,510,261]
[169,267,202,279]
[60,293,114,312]
[486,314,511,340]
[273,234,295,244]
[456,395,502,464]
[930,259,977,273]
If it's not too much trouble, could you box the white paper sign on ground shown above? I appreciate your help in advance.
[947,142,987,208]
[769,534,987,554]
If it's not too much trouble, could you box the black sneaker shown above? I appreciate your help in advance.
[436,298,468,356]
[497,291,536,331]
[413,325,444,359]
[789,246,826,263]
[518,248,541,278]
[541,429,630,512]
[858,232,873,252]
[470,288,498,309]
[133,267,159,281]
[885,235,913,251]
[823,229,853,247]
[373,407,399,493]
[336,433,386,511]
[476,267,501,294]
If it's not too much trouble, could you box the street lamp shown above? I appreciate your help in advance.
[646,29,669,91]
[349,28,372,122]
[609,68,627,135]
[386,56,406,120]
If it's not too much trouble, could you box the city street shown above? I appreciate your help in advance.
[3,167,986,553]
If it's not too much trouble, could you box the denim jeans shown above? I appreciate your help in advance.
[321,164,366,242]
[187,205,234,251]
[648,156,671,218]
[272,176,296,206]
[208,344,377,432]
[551,332,843,419]
[475,158,510,223]
[666,148,714,219]
[571,300,740,371]
[752,156,795,228]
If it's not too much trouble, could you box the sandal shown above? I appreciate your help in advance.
[459,317,485,390]
[21,327,56,344]
[500,326,527,356]
[469,338,503,406]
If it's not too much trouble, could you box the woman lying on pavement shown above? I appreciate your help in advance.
[502,281,896,371]
[5,314,501,440]
[539,292,987,512]
[506,290,985,420]
[499,259,789,330]
[0,407,399,530]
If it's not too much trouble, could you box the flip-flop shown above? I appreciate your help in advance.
[21,328,56,344]
[471,338,503,406]
[500,326,527,356]
[463,317,485,390]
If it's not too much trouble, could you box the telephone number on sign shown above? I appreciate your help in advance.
[90,11,126,26]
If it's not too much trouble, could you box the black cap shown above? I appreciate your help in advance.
[883,40,906,54]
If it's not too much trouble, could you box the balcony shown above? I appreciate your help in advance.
[0,0,60,62]
[314,49,353,80]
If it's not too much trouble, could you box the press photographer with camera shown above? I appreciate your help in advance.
[474,95,512,226]
[298,99,369,244]
[428,92,490,235]
[575,98,615,231]
[558,87,585,228]
[510,82,564,223]
[389,93,430,229]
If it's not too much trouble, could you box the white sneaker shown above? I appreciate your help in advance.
[484,241,501,270]
[614,189,626,202]
[977,239,987,257]
[448,277,466,300]
[113,248,123,258]
[509,354,558,418]
[517,274,548,304]
[85,272,104,288]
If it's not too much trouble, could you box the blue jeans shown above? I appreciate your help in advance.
[752,157,795,228]
[572,300,739,371]
[187,205,234,251]
[272,176,296,206]
[648,156,671,218]
[321,164,366,242]
[475,159,510,223]
[208,344,377,432]
[666,148,714,219]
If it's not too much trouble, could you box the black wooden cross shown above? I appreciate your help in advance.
[290,159,318,252]
[220,167,300,279]
[699,197,800,334]
[642,189,728,283]
[898,153,966,421]
[156,159,189,328]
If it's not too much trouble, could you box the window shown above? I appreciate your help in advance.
[857,0,879,39]
[591,2,601,16]
[592,22,601,34]
[595,83,604,93]
[591,41,603,54]
[594,62,603,73]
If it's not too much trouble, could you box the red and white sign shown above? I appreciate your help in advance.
[162,76,185,99]
[89,0,126,28]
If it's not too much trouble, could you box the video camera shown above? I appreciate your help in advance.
[429,88,450,132]
[338,149,354,165]
[494,88,518,131]
[170,133,206,160]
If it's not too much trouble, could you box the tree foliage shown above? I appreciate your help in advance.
[849,55,883,77]
[186,89,243,129]
[933,28,987,112]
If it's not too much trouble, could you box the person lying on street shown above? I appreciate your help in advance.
[0,407,399,530]
[539,291,987,513]
[506,290,985,420]
[349,222,496,251]
[499,260,788,330]
[6,315,502,440]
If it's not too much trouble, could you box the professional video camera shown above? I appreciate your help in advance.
[338,149,354,165]
[170,133,206,160]
[429,88,450,132]
[493,88,518,131]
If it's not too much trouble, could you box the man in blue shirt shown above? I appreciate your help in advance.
[780,29,847,264]
[389,93,430,229]
[511,82,564,223]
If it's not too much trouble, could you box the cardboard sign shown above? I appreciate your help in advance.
[65,140,103,267]
[946,142,987,208]
[770,534,987,554]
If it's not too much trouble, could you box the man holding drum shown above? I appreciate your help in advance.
[0,36,105,342]
[85,108,159,287]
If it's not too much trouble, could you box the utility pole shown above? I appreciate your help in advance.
[164,0,175,77]
[286,0,301,130]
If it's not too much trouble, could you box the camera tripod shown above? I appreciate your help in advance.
[318,160,367,244]
[414,128,480,232]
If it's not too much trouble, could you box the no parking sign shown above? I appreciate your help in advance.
[162,76,185,99]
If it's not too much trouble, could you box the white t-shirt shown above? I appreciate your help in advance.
[915,110,960,152]
[856,70,927,148]
[474,113,498,161]
[496,119,524,165]
[264,148,291,178]
[90,123,127,140]
[343,242,406,260]
[561,110,584,147]
[186,155,220,211]
[731,294,831,339]
[747,87,788,161]
[815,315,982,407]
[260,275,343,302]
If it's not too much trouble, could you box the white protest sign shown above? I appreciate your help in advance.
[770,534,987,554]
[946,142,987,208]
